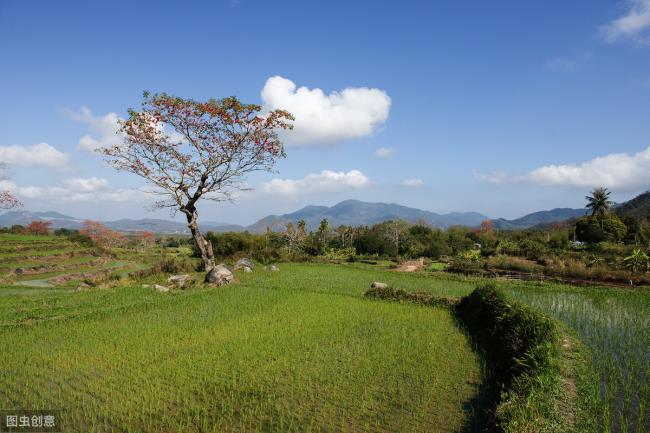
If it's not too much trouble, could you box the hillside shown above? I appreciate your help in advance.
[492,207,588,230]
[3,192,648,234]
[246,199,489,232]
[616,191,650,220]
[0,211,242,234]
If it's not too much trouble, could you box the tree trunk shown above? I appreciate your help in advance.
[185,209,215,271]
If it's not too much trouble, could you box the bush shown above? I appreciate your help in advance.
[133,257,200,279]
[486,255,543,274]
[576,214,627,243]
[456,285,562,431]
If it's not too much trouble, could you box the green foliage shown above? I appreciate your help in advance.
[575,214,627,243]
[585,187,613,216]
[364,285,458,307]
[322,246,356,261]
[623,248,650,273]
[456,284,563,432]
[459,249,482,262]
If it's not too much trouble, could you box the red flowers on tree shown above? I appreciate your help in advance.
[102,91,293,270]
[80,220,126,248]
[133,230,156,249]
[25,220,52,235]
[0,163,21,210]
[0,191,21,210]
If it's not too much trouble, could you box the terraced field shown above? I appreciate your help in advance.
[1,235,647,432]
[0,234,146,291]
[0,236,483,433]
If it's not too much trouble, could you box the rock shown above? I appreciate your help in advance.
[242,266,252,273]
[204,264,234,286]
[154,284,170,293]
[370,281,388,290]
[14,268,23,275]
[76,282,91,291]
[234,258,254,271]
[142,284,151,288]
[269,265,279,272]
[167,274,194,289]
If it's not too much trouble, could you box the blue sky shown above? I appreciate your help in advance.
[1,0,649,224]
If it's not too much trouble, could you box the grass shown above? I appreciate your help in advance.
[0,261,483,432]
[1,235,647,432]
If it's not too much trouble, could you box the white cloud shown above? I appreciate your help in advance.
[65,106,124,152]
[601,0,650,43]
[400,179,424,187]
[262,169,369,196]
[476,147,650,192]
[0,143,69,168]
[62,177,110,192]
[261,76,391,146]
[474,170,510,184]
[0,177,145,203]
[376,147,396,158]
[66,106,188,153]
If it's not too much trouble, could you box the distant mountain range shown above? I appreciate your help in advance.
[1,192,648,234]
[247,200,489,232]
[491,208,589,230]
[0,211,240,234]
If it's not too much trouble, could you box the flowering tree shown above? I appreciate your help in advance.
[0,163,21,210]
[80,220,126,248]
[26,220,52,235]
[133,230,156,249]
[102,92,293,270]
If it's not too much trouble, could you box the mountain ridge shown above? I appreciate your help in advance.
[2,193,647,234]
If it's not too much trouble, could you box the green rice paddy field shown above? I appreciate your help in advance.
[0,234,648,432]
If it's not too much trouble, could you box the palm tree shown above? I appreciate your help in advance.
[585,187,612,216]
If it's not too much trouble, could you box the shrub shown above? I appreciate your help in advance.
[575,214,627,243]
[456,285,562,431]
[486,255,543,274]
[132,257,200,279]
[322,247,357,261]
[364,285,457,308]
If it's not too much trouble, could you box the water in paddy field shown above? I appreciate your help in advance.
[506,286,650,433]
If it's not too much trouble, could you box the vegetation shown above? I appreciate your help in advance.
[102,92,293,270]
[0,186,647,432]
[1,247,483,432]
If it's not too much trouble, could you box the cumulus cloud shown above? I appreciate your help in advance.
[0,177,145,203]
[476,147,650,192]
[376,147,396,158]
[400,179,424,187]
[261,76,391,146]
[0,143,69,168]
[262,170,369,196]
[62,177,110,192]
[65,106,124,152]
[601,0,650,43]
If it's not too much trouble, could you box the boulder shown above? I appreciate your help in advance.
[205,264,234,286]
[76,282,92,291]
[167,274,194,289]
[234,258,254,271]
[370,281,388,290]
[154,284,170,293]
[242,266,252,273]
[269,265,279,272]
